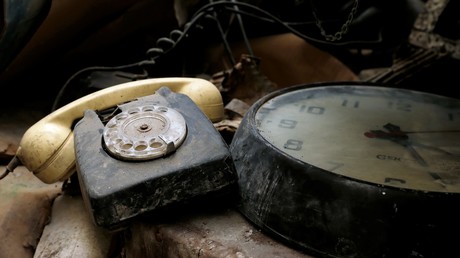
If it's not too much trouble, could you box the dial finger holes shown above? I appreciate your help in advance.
[150,140,163,149]
[102,104,186,161]
[134,141,149,151]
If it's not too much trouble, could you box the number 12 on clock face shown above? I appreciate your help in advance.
[255,85,460,193]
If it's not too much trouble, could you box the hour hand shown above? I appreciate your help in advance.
[364,123,428,167]
[383,123,401,133]
[364,130,407,140]
[364,123,407,140]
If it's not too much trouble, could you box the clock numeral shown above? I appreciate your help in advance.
[279,119,297,129]
[428,172,442,180]
[327,161,344,171]
[258,107,274,114]
[377,155,402,161]
[341,99,359,108]
[428,171,460,186]
[284,139,303,151]
[299,105,325,115]
[427,171,456,186]
[385,178,406,184]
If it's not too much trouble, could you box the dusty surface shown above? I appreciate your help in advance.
[0,96,315,258]
[120,203,313,258]
[33,194,113,258]
[0,166,62,258]
[0,29,359,256]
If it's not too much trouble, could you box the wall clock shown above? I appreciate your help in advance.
[230,82,460,258]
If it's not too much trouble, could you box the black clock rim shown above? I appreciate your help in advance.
[232,123,460,257]
[230,83,460,257]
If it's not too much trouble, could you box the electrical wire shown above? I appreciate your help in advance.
[229,0,254,56]
[203,13,237,67]
[0,156,20,181]
[51,9,211,111]
[0,169,9,180]
[51,61,154,111]
[190,1,383,46]
[52,0,383,109]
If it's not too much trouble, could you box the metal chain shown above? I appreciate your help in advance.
[310,0,359,41]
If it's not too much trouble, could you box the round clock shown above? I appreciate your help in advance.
[230,82,460,258]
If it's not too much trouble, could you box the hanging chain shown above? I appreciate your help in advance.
[310,0,359,42]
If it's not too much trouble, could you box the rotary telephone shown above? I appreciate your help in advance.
[4,77,237,230]
[7,77,223,183]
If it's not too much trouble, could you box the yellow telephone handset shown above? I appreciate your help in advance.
[15,77,224,184]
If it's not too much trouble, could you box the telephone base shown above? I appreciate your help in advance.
[74,87,237,230]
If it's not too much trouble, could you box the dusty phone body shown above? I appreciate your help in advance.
[15,77,225,184]
[74,86,237,230]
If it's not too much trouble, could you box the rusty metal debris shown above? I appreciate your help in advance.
[211,54,277,107]
[211,54,277,142]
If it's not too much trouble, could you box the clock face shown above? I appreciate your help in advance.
[255,85,460,193]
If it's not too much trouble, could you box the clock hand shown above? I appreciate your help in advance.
[394,139,429,167]
[364,123,429,167]
[364,123,407,140]
[366,129,460,136]
[367,122,460,135]
[363,130,406,140]
[365,123,459,156]
[411,142,459,157]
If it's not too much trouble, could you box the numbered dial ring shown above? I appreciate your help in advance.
[103,105,187,161]
[255,85,460,193]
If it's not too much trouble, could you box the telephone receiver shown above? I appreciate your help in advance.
[6,77,224,184]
